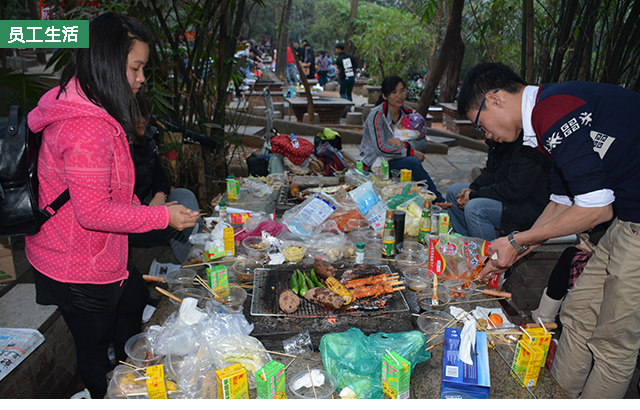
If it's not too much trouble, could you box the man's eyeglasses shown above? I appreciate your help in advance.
[473,89,499,133]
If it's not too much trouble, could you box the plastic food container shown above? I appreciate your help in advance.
[443,279,477,301]
[242,236,269,257]
[417,310,456,345]
[282,243,308,263]
[107,365,148,399]
[416,286,451,311]
[165,268,196,291]
[395,253,426,271]
[232,259,264,283]
[210,286,248,311]
[169,287,207,310]
[347,219,369,233]
[403,267,434,291]
[395,241,425,254]
[289,369,337,399]
[124,333,163,368]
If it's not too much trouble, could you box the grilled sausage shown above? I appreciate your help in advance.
[304,287,344,310]
[279,289,300,313]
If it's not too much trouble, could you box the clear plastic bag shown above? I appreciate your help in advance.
[319,328,431,399]
[283,330,314,355]
[282,192,339,238]
[206,333,272,389]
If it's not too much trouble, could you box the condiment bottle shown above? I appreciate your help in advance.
[219,201,227,222]
[381,209,396,258]
[355,242,365,264]
[418,200,432,245]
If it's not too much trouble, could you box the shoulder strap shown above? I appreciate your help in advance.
[43,189,70,218]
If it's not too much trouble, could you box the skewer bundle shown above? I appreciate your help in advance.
[341,273,404,300]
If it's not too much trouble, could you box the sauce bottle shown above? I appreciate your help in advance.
[381,209,396,258]
[418,200,432,245]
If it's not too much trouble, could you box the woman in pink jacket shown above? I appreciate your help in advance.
[26,13,199,398]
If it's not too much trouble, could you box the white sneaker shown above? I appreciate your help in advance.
[70,388,91,399]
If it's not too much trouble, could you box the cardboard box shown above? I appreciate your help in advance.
[382,351,411,399]
[216,363,249,399]
[441,328,491,399]
[207,264,229,291]
[0,238,16,284]
[256,360,286,399]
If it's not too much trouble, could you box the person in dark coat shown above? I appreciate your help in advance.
[445,132,552,241]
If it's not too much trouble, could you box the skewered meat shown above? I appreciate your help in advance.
[349,282,395,300]
[340,265,385,281]
[279,289,300,313]
[304,287,344,310]
[342,274,391,289]
[312,259,335,279]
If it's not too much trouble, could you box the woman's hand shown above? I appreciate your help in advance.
[388,137,405,147]
[167,204,199,230]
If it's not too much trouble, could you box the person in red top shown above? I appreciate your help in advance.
[285,45,298,84]
[26,13,198,398]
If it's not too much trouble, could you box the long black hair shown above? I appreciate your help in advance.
[58,13,152,143]
[375,76,406,106]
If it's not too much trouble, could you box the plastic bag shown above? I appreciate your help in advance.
[207,333,272,389]
[427,234,491,280]
[349,181,386,231]
[282,192,339,238]
[305,220,350,262]
[344,168,371,187]
[319,328,431,399]
[283,331,313,355]
[396,195,426,236]
[246,178,273,198]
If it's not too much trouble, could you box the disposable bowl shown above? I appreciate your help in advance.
[346,219,369,232]
[395,241,425,254]
[289,369,337,399]
[210,286,248,311]
[169,287,207,310]
[232,259,264,283]
[403,267,434,291]
[416,286,451,311]
[417,310,456,345]
[242,236,269,258]
[282,243,308,263]
[124,333,163,368]
[442,279,477,302]
[395,253,426,271]
[165,268,197,291]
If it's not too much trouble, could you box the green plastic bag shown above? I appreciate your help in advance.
[319,327,431,399]
[386,183,420,209]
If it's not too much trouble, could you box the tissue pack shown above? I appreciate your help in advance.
[381,351,411,399]
[441,328,490,399]
[510,339,545,387]
[216,363,249,399]
[256,360,286,399]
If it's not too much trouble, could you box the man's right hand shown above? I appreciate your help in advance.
[456,188,473,209]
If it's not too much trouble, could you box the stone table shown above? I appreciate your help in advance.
[285,97,354,124]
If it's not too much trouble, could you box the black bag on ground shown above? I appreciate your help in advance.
[246,153,270,176]
[0,106,69,237]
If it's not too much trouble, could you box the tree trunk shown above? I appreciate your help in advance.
[26,0,47,64]
[525,0,534,83]
[275,0,293,81]
[288,38,314,121]
[438,38,464,102]
[345,0,359,54]
[548,0,579,83]
[417,0,465,116]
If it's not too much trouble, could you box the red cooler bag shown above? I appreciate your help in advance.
[270,134,314,165]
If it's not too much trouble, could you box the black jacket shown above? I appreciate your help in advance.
[468,133,552,236]
[132,126,171,205]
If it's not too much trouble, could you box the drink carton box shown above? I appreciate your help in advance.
[204,246,225,262]
[256,360,286,399]
[223,226,235,256]
[521,328,552,367]
[216,363,249,399]
[207,264,229,291]
[511,339,545,387]
[381,351,411,399]
[441,328,491,399]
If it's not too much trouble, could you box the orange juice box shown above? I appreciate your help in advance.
[510,339,545,387]
[204,246,225,262]
[521,328,552,367]
[223,226,235,256]
[216,363,249,399]
[400,169,412,182]
[381,351,411,399]
[256,360,286,399]
[206,264,229,291]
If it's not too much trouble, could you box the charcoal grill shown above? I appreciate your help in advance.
[251,264,409,317]
[275,176,343,217]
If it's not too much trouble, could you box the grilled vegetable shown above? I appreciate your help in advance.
[300,270,314,290]
[325,277,353,305]
[279,289,300,313]
[310,269,324,288]
[313,259,335,279]
[297,270,309,297]
[304,287,344,310]
[290,272,299,295]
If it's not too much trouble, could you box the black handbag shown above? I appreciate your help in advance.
[0,106,69,237]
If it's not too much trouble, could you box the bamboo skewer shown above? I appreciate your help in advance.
[194,276,225,303]
[424,310,473,345]
[155,286,183,303]
[426,340,444,351]
[119,360,145,371]
[307,364,318,399]
[221,342,298,358]
[447,297,507,306]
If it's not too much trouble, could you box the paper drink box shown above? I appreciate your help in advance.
[381,351,411,399]
[205,246,225,262]
[511,339,545,387]
[207,264,229,291]
[256,360,286,399]
[216,363,249,399]
[522,327,552,367]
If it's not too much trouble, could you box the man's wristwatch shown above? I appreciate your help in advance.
[508,231,530,253]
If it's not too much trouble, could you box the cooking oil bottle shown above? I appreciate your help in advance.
[418,200,432,245]
[381,209,396,258]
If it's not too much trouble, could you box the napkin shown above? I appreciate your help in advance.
[450,307,477,365]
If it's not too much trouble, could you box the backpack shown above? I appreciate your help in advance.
[0,106,69,237]
[315,141,346,176]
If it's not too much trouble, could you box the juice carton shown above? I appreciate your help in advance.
[226,176,240,201]
[216,363,249,399]
[438,212,450,234]
[521,328,552,367]
[510,339,545,387]
[207,264,229,291]
[204,246,225,262]
[381,351,411,399]
[256,360,286,399]
[381,159,389,180]
[223,226,235,256]
[400,169,412,182]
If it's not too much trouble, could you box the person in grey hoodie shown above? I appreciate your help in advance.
[359,76,444,202]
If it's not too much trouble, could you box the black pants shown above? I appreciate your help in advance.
[33,261,149,399]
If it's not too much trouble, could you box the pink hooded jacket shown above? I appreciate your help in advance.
[26,80,170,284]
